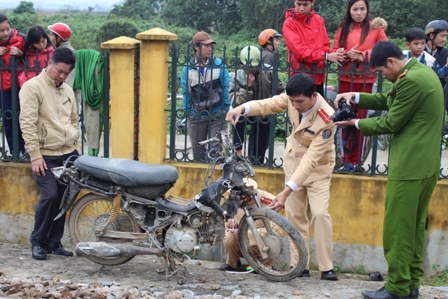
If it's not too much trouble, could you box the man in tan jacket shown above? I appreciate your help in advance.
[19,47,79,260]
[226,73,338,280]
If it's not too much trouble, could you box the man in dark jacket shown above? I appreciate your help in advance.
[425,20,448,87]
[181,31,230,161]
[0,14,26,158]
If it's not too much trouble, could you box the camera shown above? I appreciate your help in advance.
[331,98,358,122]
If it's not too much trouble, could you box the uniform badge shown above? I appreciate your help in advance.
[398,69,408,79]
[322,129,332,139]
[317,108,331,124]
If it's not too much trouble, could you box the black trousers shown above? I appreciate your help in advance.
[233,116,270,165]
[30,151,77,248]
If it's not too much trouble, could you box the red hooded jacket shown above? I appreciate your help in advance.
[0,28,26,91]
[18,45,54,87]
[333,18,387,84]
[283,8,335,85]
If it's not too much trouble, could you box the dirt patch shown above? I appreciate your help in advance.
[0,243,447,298]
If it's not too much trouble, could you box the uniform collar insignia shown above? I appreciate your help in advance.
[398,69,408,79]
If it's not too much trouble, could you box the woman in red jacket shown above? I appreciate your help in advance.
[333,0,387,168]
[19,26,54,87]
[283,0,345,95]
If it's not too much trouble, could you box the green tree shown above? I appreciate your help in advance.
[13,1,35,14]
[96,19,140,49]
[109,0,161,20]
[239,0,291,33]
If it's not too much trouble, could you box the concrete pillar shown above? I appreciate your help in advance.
[136,28,178,164]
[101,37,140,159]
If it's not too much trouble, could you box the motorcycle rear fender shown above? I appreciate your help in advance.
[54,179,81,220]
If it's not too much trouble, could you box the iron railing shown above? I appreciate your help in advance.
[167,43,448,178]
[0,51,110,162]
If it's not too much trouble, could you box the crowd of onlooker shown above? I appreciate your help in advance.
[181,0,448,168]
[0,14,74,160]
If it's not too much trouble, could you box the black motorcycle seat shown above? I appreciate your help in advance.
[74,156,179,187]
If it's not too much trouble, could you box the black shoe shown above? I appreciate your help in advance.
[219,263,253,274]
[298,269,310,278]
[409,289,418,299]
[32,246,47,260]
[50,245,73,257]
[321,269,338,281]
[362,286,409,299]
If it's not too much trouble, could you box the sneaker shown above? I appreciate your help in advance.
[220,264,254,274]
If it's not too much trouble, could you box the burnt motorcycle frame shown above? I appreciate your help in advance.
[52,131,307,281]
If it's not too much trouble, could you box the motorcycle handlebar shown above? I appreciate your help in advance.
[198,137,220,146]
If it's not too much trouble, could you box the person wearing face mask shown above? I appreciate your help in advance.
[333,0,387,169]
[19,26,54,87]
[283,0,345,96]
[226,73,338,281]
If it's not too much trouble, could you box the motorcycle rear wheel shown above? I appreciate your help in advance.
[238,208,307,282]
[68,193,141,266]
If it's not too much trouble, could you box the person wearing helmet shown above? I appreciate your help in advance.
[48,22,75,88]
[258,29,282,65]
[425,20,448,87]
[229,45,284,165]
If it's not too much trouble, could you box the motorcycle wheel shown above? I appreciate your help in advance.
[238,208,307,282]
[68,193,141,266]
[377,134,388,151]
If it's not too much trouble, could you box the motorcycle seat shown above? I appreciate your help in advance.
[74,155,179,187]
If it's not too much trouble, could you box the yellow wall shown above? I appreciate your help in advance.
[2,161,448,274]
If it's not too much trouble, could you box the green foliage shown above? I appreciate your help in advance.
[13,1,35,15]
[423,265,448,286]
[96,19,140,49]
[6,13,39,33]
[109,0,160,20]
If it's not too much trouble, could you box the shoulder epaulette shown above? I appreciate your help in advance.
[317,108,331,124]
[398,69,408,79]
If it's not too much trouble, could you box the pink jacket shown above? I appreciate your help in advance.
[18,45,54,87]
[283,8,335,85]
[333,18,387,84]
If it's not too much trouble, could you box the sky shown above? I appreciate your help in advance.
[0,0,120,11]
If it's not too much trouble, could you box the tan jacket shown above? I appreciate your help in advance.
[19,69,80,161]
[246,93,336,186]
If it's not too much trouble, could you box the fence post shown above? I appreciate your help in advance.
[136,28,178,164]
[101,37,140,159]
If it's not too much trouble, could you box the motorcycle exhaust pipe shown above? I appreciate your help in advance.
[75,242,162,257]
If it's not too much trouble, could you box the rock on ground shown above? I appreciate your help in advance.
[0,243,447,299]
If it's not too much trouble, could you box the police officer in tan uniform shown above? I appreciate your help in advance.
[226,73,338,280]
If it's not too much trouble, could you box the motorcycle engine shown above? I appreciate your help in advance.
[165,225,198,253]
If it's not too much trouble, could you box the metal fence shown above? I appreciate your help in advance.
[167,43,448,178]
[0,51,110,162]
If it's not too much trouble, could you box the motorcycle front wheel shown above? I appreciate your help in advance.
[238,208,308,282]
[68,193,142,266]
